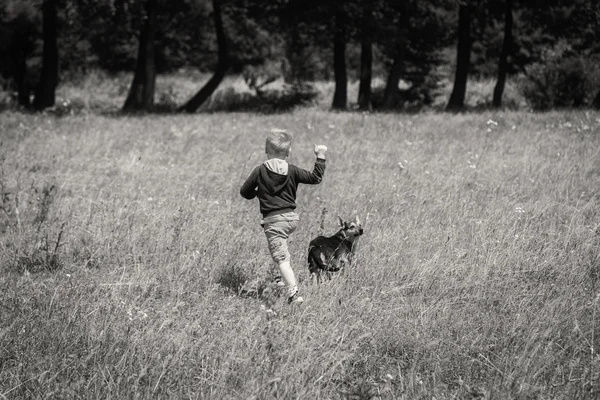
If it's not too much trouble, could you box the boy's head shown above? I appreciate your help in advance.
[266,129,293,158]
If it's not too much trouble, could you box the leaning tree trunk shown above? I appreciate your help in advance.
[33,0,58,111]
[357,1,373,111]
[179,0,229,113]
[446,4,473,112]
[493,0,513,108]
[123,0,157,112]
[332,6,347,110]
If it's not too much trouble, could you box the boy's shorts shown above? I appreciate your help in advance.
[262,212,299,264]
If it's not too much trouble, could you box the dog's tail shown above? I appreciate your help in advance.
[318,207,328,236]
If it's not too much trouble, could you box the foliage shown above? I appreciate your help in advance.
[520,42,600,110]
[0,0,41,89]
[1,0,600,110]
[377,0,455,105]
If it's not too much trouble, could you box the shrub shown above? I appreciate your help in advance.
[520,42,600,110]
[205,82,319,113]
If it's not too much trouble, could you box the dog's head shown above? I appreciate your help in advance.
[338,215,364,240]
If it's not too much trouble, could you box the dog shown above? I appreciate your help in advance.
[308,215,364,282]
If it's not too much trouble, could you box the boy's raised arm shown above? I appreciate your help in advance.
[295,144,327,184]
[240,166,260,199]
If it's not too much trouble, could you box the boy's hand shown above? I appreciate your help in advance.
[314,144,327,159]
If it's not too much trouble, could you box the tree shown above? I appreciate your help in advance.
[179,0,229,113]
[123,0,158,112]
[4,3,37,108]
[357,0,373,110]
[493,0,513,107]
[33,0,58,111]
[381,1,408,109]
[446,2,474,111]
[331,5,347,110]
[593,91,600,109]
[379,0,453,110]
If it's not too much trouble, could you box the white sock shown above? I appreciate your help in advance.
[278,261,298,297]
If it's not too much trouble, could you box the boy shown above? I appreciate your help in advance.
[240,129,327,304]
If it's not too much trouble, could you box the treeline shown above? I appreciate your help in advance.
[1,0,599,112]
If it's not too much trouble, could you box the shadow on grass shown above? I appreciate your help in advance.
[215,263,284,307]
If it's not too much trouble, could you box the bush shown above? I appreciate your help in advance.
[205,81,319,113]
[520,42,600,110]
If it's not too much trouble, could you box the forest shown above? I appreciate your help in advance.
[1,0,599,114]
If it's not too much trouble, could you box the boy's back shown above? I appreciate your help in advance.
[240,157,325,219]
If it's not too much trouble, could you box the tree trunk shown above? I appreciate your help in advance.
[357,1,373,111]
[15,49,30,108]
[33,0,58,111]
[593,90,600,109]
[179,0,229,113]
[332,6,347,110]
[446,4,473,112]
[11,17,32,108]
[123,0,157,112]
[382,5,408,110]
[493,0,513,108]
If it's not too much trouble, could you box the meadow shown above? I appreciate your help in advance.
[1,106,599,399]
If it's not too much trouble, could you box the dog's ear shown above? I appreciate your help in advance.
[355,215,361,226]
[338,215,346,228]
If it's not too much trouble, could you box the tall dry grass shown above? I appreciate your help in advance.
[1,109,599,399]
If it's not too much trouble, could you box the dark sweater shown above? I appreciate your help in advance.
[240,158,326,217]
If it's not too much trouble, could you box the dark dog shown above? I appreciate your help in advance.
[308,216,363,282]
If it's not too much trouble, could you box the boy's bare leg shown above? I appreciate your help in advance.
[278,260,298,297]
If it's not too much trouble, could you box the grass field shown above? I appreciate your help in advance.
[1,108,599,399]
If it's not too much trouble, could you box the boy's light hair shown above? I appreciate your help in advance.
[266,129,293,156]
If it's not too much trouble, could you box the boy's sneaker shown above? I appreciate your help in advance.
[288,293,304,304]
[273,276,286,288]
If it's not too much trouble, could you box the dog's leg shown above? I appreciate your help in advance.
[316,271,322,285]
